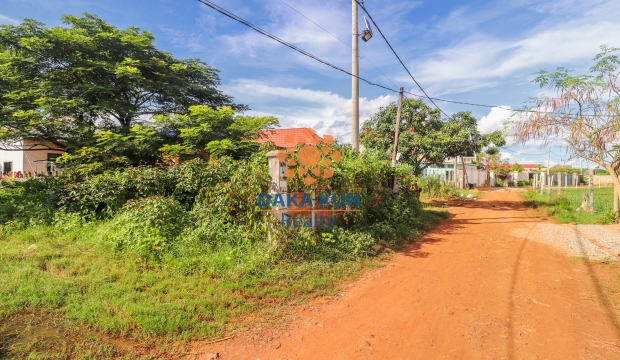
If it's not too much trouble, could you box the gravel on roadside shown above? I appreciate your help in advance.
[511,223,616,261]
[574,225,620,257]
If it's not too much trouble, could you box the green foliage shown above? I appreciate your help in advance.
[57,106,278,175]
[0,178,59,225]
[102,197,189,260]
[512,163,525,172]
[0,145,450,355]
[361,99,505,179]
[0,13,244,151]
[523,187,617,224]
[418,176,459,200]
[155,105,278,161]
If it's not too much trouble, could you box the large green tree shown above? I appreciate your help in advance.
[361,98,505,179]
[0,13,244,151]
[58,105,278,177]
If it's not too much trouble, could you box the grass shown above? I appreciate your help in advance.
[0,208,449,358]
[522,186,618,224]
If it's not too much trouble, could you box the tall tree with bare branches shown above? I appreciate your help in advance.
[513,45,620,214]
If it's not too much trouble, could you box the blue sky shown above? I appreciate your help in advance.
[1,0,619,167]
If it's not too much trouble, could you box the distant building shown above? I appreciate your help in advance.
[422,156,488,187]
[0,140,64,176]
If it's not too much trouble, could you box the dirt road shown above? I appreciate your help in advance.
[197,190,620,359]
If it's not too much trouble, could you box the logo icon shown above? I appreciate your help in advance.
[275,134,342,185]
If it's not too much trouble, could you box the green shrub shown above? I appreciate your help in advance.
[0,178,60,225]
[102,196,189,260]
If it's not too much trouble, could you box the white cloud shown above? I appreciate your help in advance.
[0,14,19,25]
[222,79,395,143]
[478,106,512,134]
[407,0,620,95]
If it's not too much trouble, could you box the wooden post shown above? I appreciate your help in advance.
[557,174,561,195]
[575,173,578,188]
[589,168,594,213]
[546,149,551,196]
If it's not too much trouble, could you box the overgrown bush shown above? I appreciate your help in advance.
[418,176,459,199]
[102,196,189,260]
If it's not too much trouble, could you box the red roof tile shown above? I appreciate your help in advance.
[257,128,325,147]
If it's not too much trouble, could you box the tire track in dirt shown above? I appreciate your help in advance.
[191,191,620,359]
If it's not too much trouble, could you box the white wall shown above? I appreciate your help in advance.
[0,140,25,174]
[0,140,64,175]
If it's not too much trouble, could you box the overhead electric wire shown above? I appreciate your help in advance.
[499,147,554,156]
[197,0,400,95]
[198,0,601,119]
[355,0,449,118]
[277,0,400,90]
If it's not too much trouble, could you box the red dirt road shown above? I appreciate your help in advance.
[198,191,620,359]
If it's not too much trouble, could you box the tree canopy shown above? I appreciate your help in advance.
[0,13,245,151]
[58,105,278,177]
[361,98,505,176]
[512,45,620,212]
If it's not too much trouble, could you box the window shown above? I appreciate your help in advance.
[3,162,12,175]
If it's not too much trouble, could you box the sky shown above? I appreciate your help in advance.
[1,0,619,167]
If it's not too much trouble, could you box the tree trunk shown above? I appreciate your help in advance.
[604,164,620,215]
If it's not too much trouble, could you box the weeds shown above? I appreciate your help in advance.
[522,187,617,224]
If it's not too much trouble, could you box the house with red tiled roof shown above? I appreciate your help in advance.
[257,128,326,147]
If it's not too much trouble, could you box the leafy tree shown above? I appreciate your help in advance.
[58,105,278,177]
[154,105,278,160]
[475,148,502,186]
[0,13,245,151]
[513,45,620,213]
[361,98,443,177]
[361,98,505,188]
[512,163,525,172]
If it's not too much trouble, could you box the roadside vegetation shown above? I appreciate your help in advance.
[0,146,449,357]
[523,187,617,224]
[0,13,512,358]
[417,176,483,200]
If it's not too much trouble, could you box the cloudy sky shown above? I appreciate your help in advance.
[2,0,618,167]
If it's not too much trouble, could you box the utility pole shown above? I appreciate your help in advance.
[391,87,404,193]
[391,87,404,167]
[547,148,551,196]
[351,0,359,150]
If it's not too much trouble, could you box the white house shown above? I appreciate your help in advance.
[0,140,64,176]
[422,156,491,188]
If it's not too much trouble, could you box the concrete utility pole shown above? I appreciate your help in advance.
[351,0,359,150]
[547,148,551,196]
[391,87,404,168]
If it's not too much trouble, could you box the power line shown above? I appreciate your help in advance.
[355,1,449,118]
[197,0,399,94]
[198,0,602,120]
[277,0,399,89]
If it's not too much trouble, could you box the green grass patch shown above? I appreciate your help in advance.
[0,208,448,358]
[522,187,617,224]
